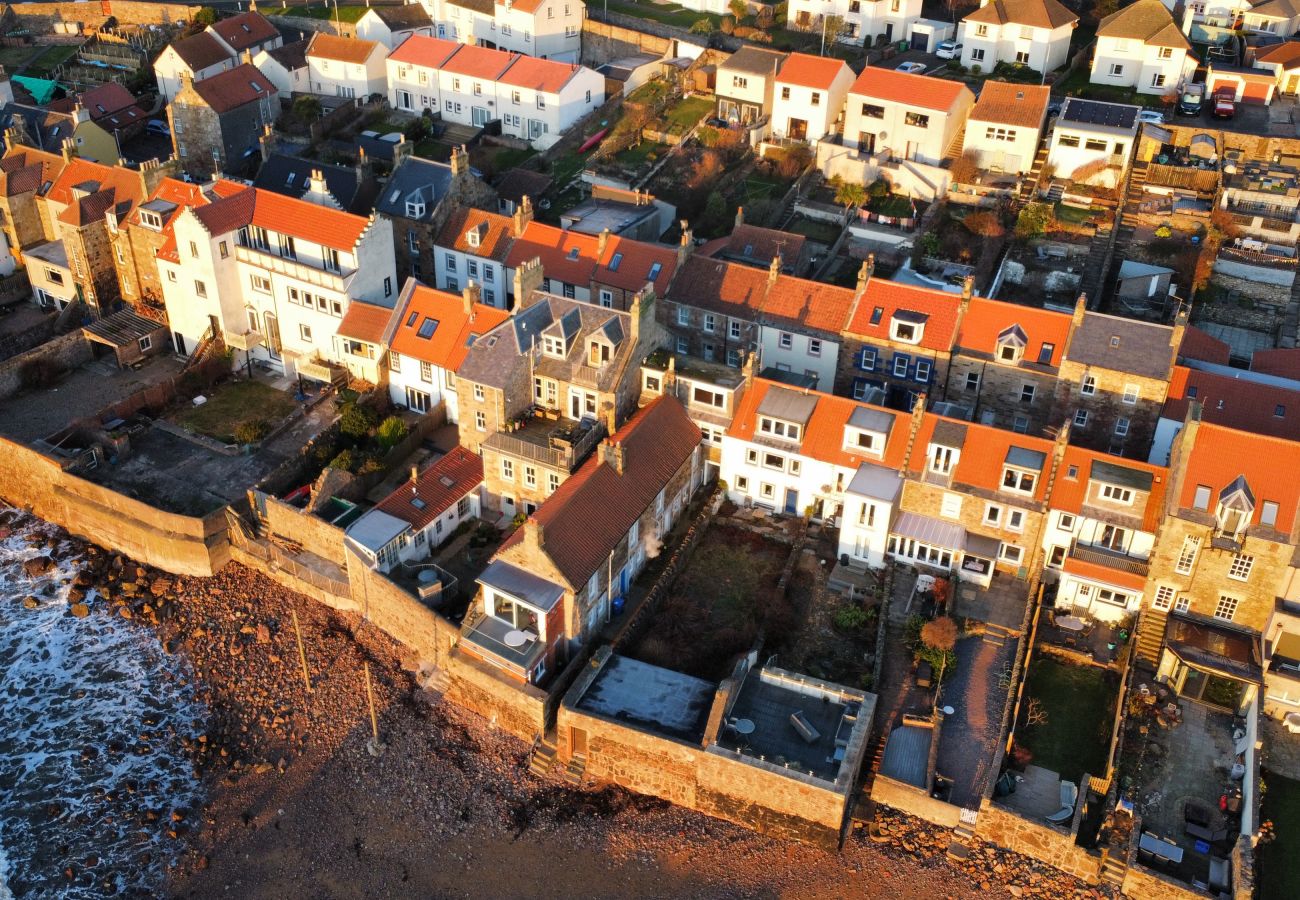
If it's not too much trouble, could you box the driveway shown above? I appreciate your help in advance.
[1165,96,1297,137]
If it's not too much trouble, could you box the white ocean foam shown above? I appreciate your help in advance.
[0,515,208,898]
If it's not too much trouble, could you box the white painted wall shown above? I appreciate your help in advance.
[1091,36,1196,95]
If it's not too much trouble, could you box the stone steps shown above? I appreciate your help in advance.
[529,737,558,778]
[1134,609,1168,665]
[1100,854,1127,886]
[563,754,586,785]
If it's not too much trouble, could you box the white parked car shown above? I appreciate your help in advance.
[896,61,928,74]
[1137,110,1166,126]
[935,40,962,59]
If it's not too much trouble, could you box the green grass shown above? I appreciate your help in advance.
[1054,67,1147,107]
[787,217,842,244]
[664,95,713,131]
[1053,201,1096,225]
[0,45,35,70]
[868,193,915,217]
[1260,773,1300,899]
[614,141,668,168]
[1017,657,1119,785]
[281,4,370,22]
[602,0,721,30]
[414,138,452,162]
[24,44,77,76]
[173,380,297,445]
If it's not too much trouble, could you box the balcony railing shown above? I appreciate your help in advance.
[483,417,605,471]
[1068,542,1150,577]
[235,244,353,292]
[223,329,264,351]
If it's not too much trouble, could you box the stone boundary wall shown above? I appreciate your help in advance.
[581,18,675,66]
[872,773,961,828]
[0,331,92,402]
[444,651,549,739]
[974,799,1102,883]
[5,1,197,29]
[267,14,355,39]
[263,495,347,563]
[0,435,229,576]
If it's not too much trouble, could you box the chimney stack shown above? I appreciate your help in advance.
[961,274,975,301]
[677,220,693,268]
[597,228,610,259]
[513,194,534,237]
[523,517,544,554]
[60,136,77,162]
[259,122,275,162]
[735,206,744,229]
[768,253,781,286]
[450,144,469,177]
[513,256,544,307]
[410,465,419,494]
[463,281,481,317]
[856,254,875,294]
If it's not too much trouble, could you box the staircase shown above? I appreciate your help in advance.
[1018,146,1050,202]
[1101,850,1128,887]
[1278,253,1300,348]
[981,622,1017,648]
[1044,181,1065,202]
[943,122,968,168]
[1134,607,1169,666]
[1075,221,1114,309]
[947,820,976,862]
[563,754,587,786]
[183,324,224,372]
[528,733,559,778]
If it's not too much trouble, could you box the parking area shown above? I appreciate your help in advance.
[1162,95,1296,136]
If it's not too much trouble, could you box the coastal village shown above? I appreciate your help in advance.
[3,0,1300,895]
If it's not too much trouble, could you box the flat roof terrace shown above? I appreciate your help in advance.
[574,654,716,744]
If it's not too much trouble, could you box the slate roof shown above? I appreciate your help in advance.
[500,396,701,589]
[719,46,787,77]
[210,11,280,52]
[1066,311,1176,379]
[189,63,276,114]
[265,39,309,71]
[375,156,455,223]
[495,167,552,206]
[252,153,374,214]
[367,4,434,28]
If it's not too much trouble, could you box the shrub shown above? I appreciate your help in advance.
[729,0,748,18]
[917,231,941,257]
[689,17,713,33]
[358,455,385,475]
[971,64,982,76]
[720,14,736,33]
[867,177,891,200]
[328,449,356,471]
[1154,224,1173,239]
[233,418,271,444]
[18,357,66,390]
[339,401,378,439]
[376,415,409,450]
[949,150,981,186]
[963,210,1005,238]
[1015,202,1055,239]
[1070,158,1110,185]
[833,604,872,632]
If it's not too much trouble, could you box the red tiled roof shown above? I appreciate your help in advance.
[375,446,483,532]
[1061,555,1148,592]
[435,207,515,263]
[192,187,372,251]
[498,0,545,12]
[776,52,850,90]
[1048,445,1167,532]
[499,55,578,93]
[171,32,232,71]
[46,158,143,209]
[388,281,510,369]
[337,300,396,344]
[717,223,806,265]
[849,67,971,112]
[1177,421,1300,533]
[1163,365,1300,442]
[908,413,1055,501]
[190,63,276,114]
[1256,40,1300,68]
[845,279,961,352]
[765,272,856,333]
[505,221,599,287]
[439,44,516,80]
[502,396,702,588]
[957,296,1071,367]
[727,379,911,471]
[665,256,853,334]
[52,82,136,120]
[1251,347,1300,380]
[210,11,279,52]
[0,147,64,197]
[969,81,1051,129]
[1179,325,1231,366]
[596,234,677,294]
[307,33,381,65]
[388,34,463,68]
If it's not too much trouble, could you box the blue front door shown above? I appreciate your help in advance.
[784,488,799,515]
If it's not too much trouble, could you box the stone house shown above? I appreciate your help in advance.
[945,295,1073,437]
[169,65,278,179]
[455,273,664,516]
[895,409,1065,587]
[252,151,379,215]
[835,261,965,410]
[433,205,516,308]
[1134,410,1296,714]
[377,148,498,285]
[702,211,810,274]
[0,145,67,265]
[458,395,703,685]
[1050,299,1183,458]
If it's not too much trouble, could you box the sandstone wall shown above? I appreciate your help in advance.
[444,651,549,740]
[344,543,452,668]
[560,704,701,807]
[6,0,197,30]
[264,495,346,564]
[0,331,93,402]
[974,799,1102,883]
[1121,862,1209,900]
[0,436,229,576]
[696,749,849,850]
[872,775,962,828]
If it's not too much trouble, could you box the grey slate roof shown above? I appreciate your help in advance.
[847,461,903,503]
[369,4,434,28]
[849,406,895,436]
[375,155,454,222]
[1005,445,1047,471]
[757,386,818,426]
[253,152,376,215]
[1066,312,1175,380]
[931,419,968,449]
[1091,459,1154,492]
[720,46,787,77]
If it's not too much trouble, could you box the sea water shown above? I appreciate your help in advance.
[0,515,207,898]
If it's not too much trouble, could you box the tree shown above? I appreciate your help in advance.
[1015,202,1055,239]
[291,95,322,125]
[920,616,959,699]
[820,14,847,52]
[376,415,409,450]
[689,150,725,189]
[962,210,1005,238]
[867,176,891,200]
[689,18,714,33]
[949,149,981,185]
[339,401,378,439]
[192,6,217,26]
[833,178,867,209]
[729,0,749,20]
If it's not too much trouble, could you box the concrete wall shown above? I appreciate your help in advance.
[1212,258,1295,288]
[974,798,1103,883]
[0,330,93,401]
[0,436,229,576]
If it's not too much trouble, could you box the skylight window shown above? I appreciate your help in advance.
[406,311,419,327]
[251,81,263,92]
[870,306,884,325]
[388,189,401,203]
[648,262,662,280]
[567,247,579,260]
[608,252,623,271]
[418,317,440,338]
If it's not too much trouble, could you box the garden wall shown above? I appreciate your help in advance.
[267,14,355,38]
[261,494,347,564]
[974,798,1102,883]
[6,0,197,29]
[872,775,962,828]
[0,331,92,402]
[444,651,550,740]
[581,18,675,66]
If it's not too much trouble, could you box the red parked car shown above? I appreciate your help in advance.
[1213,87,1236,118]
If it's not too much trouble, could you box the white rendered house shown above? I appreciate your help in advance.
[958,0,1078,74]
[962,81,1050,175]
[306,33,389,100]
[1046,97,1140,188]
[786,0,923,47]
[843,66,974,166]
[771,52,855,142]
[421,0,583,63]
[1091,0,1197,95]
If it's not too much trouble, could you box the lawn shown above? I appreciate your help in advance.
[1017,657,1119,785]
[869,193,915,218]
[173,380,298,445]
[664,95,713,131]
[787,217,843,244]
[0,45,35,70]
[414,138,453,162]
[1259,773,1300,899]
[614,140,668,169]
[601,0,720,30]
[1055,68,1149,107]
[281,4,370,22]
[24,44,78,76]
[1053,201,1097,225]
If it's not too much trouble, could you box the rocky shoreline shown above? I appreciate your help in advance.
[8,512,1120,898]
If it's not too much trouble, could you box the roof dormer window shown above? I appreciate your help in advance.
[1216,475,1255,538]
[139,210,163,231]
[467,227,480,248]
[1001,446,1045,495]
[758,416,800,442]
[928,444,957,474]
[588,339,612,366]
[567,246,580,261]
[890,311,926,344]
[542,334,566,358]
[997,324,1028,363]
[406,198,426,218]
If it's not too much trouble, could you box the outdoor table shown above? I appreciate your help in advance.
[1057,615,1086,632]
[1140,832,1185,865]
